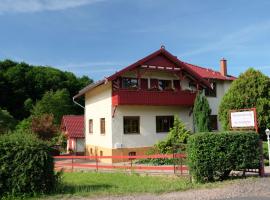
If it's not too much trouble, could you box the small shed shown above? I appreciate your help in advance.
[61,115,85,155]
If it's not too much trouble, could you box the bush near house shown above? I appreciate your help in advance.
[0,131,59,198]
[187,131,260,183]
[138,116,190,165]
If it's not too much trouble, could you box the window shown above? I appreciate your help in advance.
[100,150,103,156]
[90,148,93,155]
[189,82,197,91]
[89,119,93,134]
[205,82,217,97]
[209,115,218,131]
[100,118,105,134]
[158,80,172,90]
[128,152,136,160]
[124,116,140,134]
[156,116,174,133]
[122,77,138,89]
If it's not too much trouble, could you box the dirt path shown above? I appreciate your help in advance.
[83,177,270,200]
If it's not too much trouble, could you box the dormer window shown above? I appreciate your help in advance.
[122,78,138,89]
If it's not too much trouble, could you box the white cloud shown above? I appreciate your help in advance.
[0,0,104,13]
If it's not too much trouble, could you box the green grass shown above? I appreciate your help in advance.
[9,172,245,199]
[57,172,192,196]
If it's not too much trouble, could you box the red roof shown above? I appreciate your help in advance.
[185,62,236,81]
[74,47,236,98]
[61,115,84,138]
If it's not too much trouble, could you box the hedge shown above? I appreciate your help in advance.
[0,132,59,197]
[187,131,260,183]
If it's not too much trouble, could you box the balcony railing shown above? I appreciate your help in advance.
[112,89,197,106]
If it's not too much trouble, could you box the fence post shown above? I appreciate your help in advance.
[259,139,265,177]
[180,156,183,175]
[71,157,74,172]
[173,150,176,174]
[95,155,99,172]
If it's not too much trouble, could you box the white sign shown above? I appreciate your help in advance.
[230,111,255,128]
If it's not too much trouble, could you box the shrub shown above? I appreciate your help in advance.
[0,131,59,197]
[156,116,191,154]
[137,117,190,165]
[187,131,260,183]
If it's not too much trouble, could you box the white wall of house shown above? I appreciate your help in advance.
[206,80,232,130]
[112,105,193,148]
[85,83,112,148]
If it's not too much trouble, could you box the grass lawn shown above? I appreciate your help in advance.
[32,171,239,199]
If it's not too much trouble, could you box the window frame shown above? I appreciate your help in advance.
[158,79,172,90]
[123,116,140,134]
[156,115,174,133]
[89,119,93,134]
[122,77,138,89]
[100,118,106,135]
[205,82,217,97]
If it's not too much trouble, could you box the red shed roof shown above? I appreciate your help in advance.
[61,115,84,138]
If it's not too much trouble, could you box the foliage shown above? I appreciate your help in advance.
[187,131,260,183]
[218,68,270,135]
[0,108,16,134]
[156,116,191,154]
[0,131,60,197]
[15,118,32,132]
[31,114,58,140]
[51,132,68,153]
[137,117,190,165]
[0,59,92,120]
[193,91,211,132]
[31,89,73,124]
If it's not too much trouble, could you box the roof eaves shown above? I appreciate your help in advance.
[73,79,106,99]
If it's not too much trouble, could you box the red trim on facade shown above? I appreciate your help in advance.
[112,89,196,106]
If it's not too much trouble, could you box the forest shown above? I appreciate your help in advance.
[0,59,92,136]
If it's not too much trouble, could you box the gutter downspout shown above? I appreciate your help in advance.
[72,96,86,155]
[73,97,85,109]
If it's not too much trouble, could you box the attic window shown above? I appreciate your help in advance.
[122,78,138,89]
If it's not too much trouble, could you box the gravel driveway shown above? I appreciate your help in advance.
[85,177,270,200]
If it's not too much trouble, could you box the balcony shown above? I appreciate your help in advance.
[112,89,197,106]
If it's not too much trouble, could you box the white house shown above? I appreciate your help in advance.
[73,47,235,162]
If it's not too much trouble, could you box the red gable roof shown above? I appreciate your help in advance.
[106,47,211,88]
[74,47,236,99]
[185,62,236,81]
[61,115,84,138]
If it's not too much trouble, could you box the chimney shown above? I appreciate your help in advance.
[220,58,227,76]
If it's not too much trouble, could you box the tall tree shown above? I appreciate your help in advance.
[219,68,270,135]
[193,91,211,132]
[31,89,73,124]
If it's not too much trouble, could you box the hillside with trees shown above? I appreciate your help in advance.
[0,59,92,129]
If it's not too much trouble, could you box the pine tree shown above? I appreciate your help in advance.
[193,91,211,132]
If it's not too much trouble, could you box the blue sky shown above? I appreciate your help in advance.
[1,0,270,81]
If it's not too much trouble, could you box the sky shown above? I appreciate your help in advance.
[1,0,270,81]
